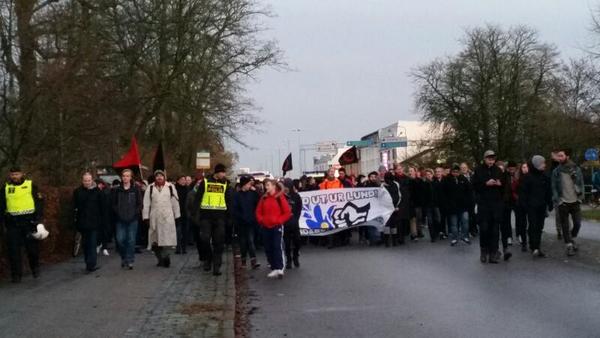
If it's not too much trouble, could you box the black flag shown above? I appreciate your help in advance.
[282,153,293,176]
[339,146,359,165]
[152,141,165,173]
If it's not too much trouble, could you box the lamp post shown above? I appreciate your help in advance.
[291,129,303,176]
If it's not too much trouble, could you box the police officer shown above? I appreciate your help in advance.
[190,163,233,276]
[0,167,43,283]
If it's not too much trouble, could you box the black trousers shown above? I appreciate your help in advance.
[5,216,39,278]
[175,218,188,253]
[468,205,478,235]
[527,206,546,251]
[558,202,582,244]
[198,218,226,270]
[284,227,301,261]
[501,204,515,248]
[515,205,528,245]
[478,204,501,253]
[81,229,98,271]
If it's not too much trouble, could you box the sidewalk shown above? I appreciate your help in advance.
[0,247,235,338]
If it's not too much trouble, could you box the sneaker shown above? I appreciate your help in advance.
[450,240,458,246]
[267,270,279,279]
[32,268,40,279]
[127,264,134,270]
[518,236,523,245]
[572,240,579,252]
[533,249,540,257]
[557,233,563,240]
[293,257,300,268]
[102,249,109,257]
[566,244,576,256]
[410,235,419,242]
[277,269,284,279]
[241,260,247,268]
[251,258,261,269]
[462,238,471,245]
[503,251,512,261]
[521,245,528,253]
[537,250,547,258]
[96,245,102,254]
[285,262,292,270]
[507,238,513,246]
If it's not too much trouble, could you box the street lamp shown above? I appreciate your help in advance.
[291,129,303,175]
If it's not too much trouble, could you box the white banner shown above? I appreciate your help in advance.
[299,188,395,236]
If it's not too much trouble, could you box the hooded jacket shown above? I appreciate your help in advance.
[551,160,584,204]
[520,162,552,210]
[255,192,292,229]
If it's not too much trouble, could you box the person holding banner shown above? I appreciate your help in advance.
[282,178,302,269]
[383,172,402,247]
[255,179,292,279]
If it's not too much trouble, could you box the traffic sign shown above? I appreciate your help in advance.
[585,148,598,161]
[346,140,374,147]
[381,141,407,149]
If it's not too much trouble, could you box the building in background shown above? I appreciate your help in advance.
[311,120,438,176]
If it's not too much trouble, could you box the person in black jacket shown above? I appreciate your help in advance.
[443,164,473,246]
[233,175,261,269]
[383,172,402,247]
[422,169,439,242]
[520,155,553,258]
[175,176,190,255]
[433,167,448,240]
[394,164,412,244]
[73,172,107,272]
[112,169,142,269]
[472,150,506,264]
[188,164,234,276]
[283,178,302,268]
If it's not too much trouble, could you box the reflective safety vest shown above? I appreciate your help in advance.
[5,180,36,216]
[200,180,227,210]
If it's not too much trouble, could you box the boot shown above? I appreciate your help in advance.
[480,248,487,263]
[241,259,247,268]
[203,260,212,272]
[163,256,171,268]
[488,251,499,264]
[250,258,261,269]
[293,255,300,268]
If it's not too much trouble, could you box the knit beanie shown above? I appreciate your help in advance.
[214,163,226,174]
[239,175,253,187]
[531,155,545,171]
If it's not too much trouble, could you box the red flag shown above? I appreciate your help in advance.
[113,137,142,169]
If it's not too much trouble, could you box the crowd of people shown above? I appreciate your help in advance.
[0,147,586,283]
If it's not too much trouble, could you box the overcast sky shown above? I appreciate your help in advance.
[230,0,594,176]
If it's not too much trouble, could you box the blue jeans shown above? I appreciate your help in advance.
[82,230,98,271]
[448,211,469,241]
[116,221,138,264]
[262,227,284,270]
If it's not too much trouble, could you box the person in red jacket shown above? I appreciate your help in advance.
[255,179,292,279]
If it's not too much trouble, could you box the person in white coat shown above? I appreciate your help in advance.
[142,170,180,267]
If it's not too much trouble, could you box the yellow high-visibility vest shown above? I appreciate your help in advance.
[5,180,36,216]
[200,180,227,210]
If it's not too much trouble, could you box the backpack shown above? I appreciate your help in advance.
[149,184,178,203]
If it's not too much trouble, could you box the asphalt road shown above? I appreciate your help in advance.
[248,217,600,338]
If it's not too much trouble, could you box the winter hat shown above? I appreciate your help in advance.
[451,163,461,171]
[9,166,22,173]
[239,175,253,187]
[483,150,496,158]
[531,155,545,171]
[214,163,226,174]
[283,178,295,190]
[507,161,517,168]
[154,169,166,177]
